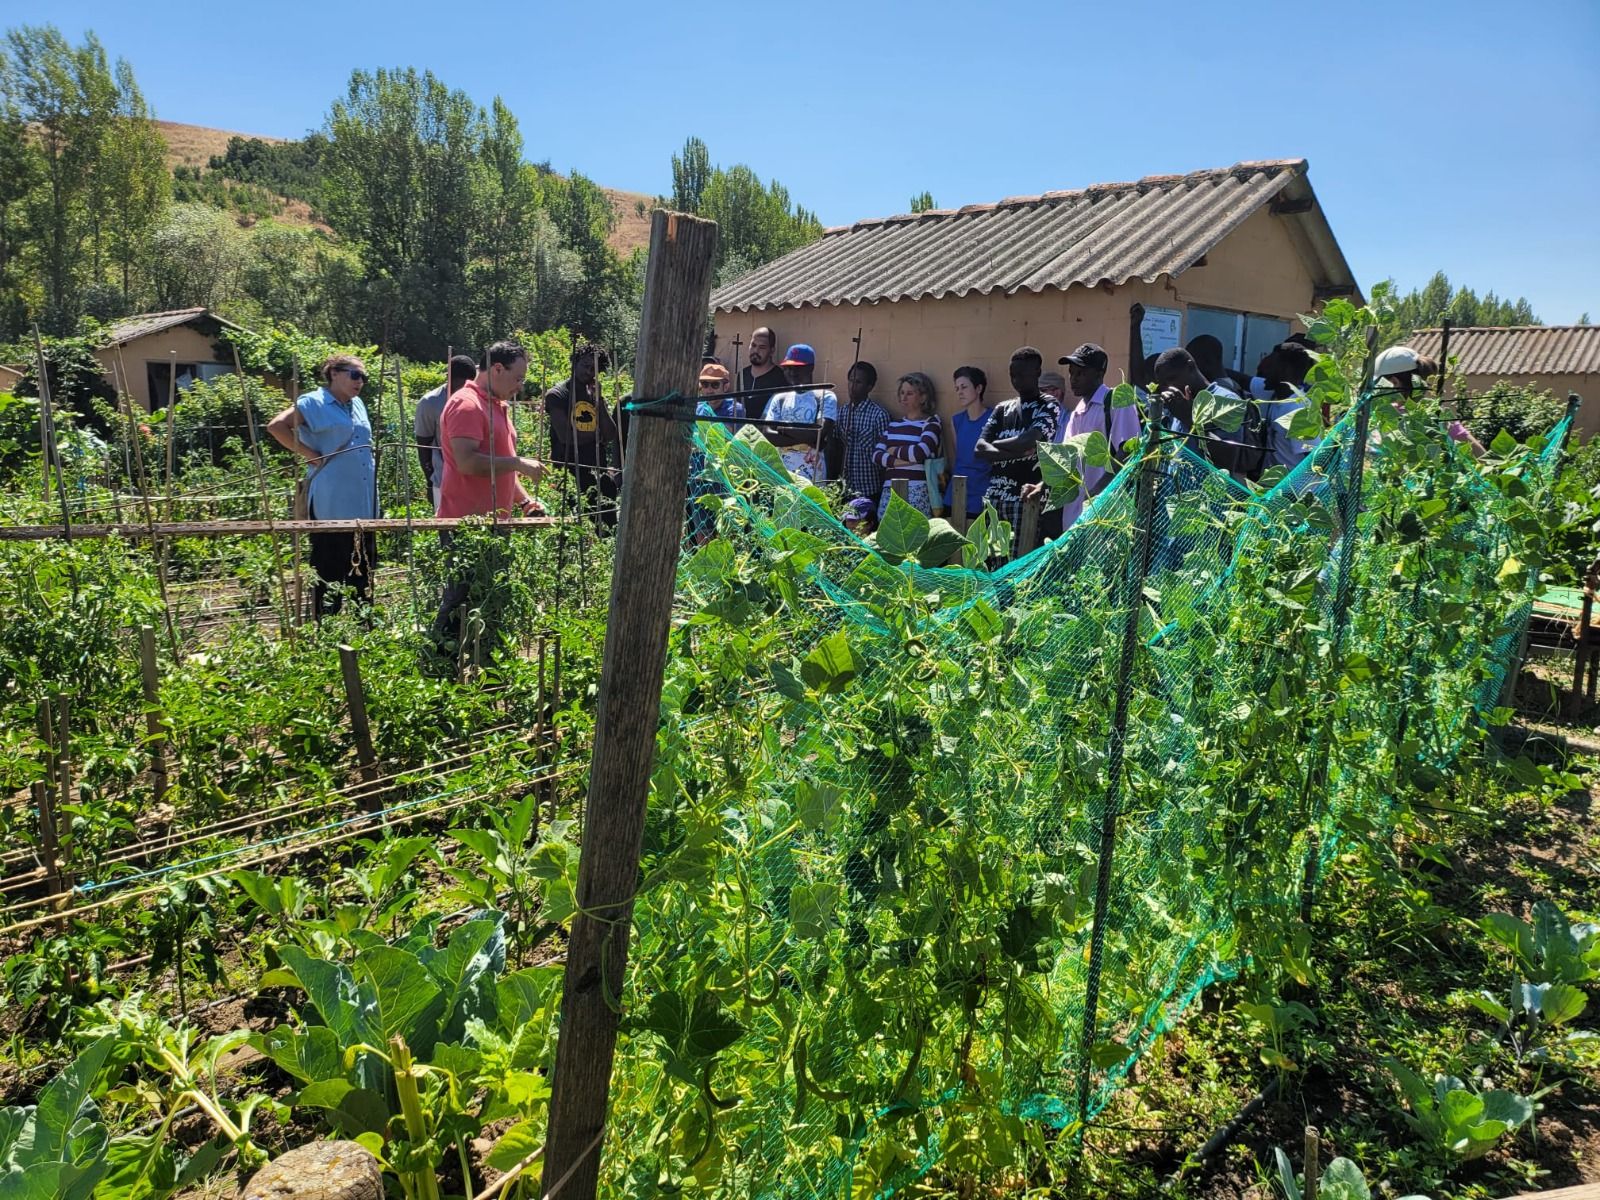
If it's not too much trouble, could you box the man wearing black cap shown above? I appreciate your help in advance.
[1025,342,1144,533]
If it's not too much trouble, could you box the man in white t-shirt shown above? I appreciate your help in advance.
[762,343,838,482]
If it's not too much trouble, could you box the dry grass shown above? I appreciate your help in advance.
[158,121,655,254]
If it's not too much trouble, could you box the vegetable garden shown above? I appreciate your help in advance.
[1,275,1598,1200]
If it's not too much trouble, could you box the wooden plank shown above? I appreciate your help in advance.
[0,516,564,541]
[541,209,718,1200]
[949,476,968,535]
[1506,1186,1600,1200]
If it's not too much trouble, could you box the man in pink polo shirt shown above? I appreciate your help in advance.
[434,340,545,638]
[438,340,545,518]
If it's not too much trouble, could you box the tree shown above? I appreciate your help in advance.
[145,204,244,312]
[671,136,711,212]
[1389,270,1541,332]
[98,60,169,303]
[663,137,822,278]
[469,99,539,347]
[0,25,125,330]
[322,67,488,356]
[910,190,936,213]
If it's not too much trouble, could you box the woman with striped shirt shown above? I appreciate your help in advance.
[871,372,943,518]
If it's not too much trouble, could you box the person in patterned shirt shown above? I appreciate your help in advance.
[837,360,891,500]
[975,346,1058,537]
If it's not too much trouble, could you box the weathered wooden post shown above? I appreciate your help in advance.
[541,209,717,1200]
[337,644,380,794]
[890,478,909,503]
[950,477,969,534]
[139,626,169,804]
[1016,494,1042,556]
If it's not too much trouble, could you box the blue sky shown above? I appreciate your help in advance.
[37,0,1600,322]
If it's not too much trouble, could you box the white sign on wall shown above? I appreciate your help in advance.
[1139,306,1183,358]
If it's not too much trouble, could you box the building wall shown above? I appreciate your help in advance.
[1456,373,1600,439]
[711,206,1322,423]
[93,326,231,412]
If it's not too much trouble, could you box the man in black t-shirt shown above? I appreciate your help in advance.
[738,326,787,405]
[545,341,621,522]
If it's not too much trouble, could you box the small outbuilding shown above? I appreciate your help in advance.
[92,307,242,412]
[710,158,1359,419]
[1407,326,1600,437]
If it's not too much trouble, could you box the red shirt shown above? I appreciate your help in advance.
[437,380,529,517]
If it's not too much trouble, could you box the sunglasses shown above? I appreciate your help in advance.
[341,368,367,382]
[698,378,726,389]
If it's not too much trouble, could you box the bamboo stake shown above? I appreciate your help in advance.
[115,345,175,650]
[950,476,969,535]
[290,362,305,626]
[54,695,73,861]
[1304,1126,1321,1200]
[232,345,293,638]
[31,782,64,897]
[30,327,75,585]
[139,626,170,805]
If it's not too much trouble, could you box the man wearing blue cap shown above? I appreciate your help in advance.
[762,343,838,483]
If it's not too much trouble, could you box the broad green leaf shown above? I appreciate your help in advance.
[1193,387,1246,434]
[497,967,563,1034]
[876,492,930,558]
[1489,428,1518,456]
[28,1036,115,1167]
[1479,912,1535,965]
[275,946,375,1052]
[771,660,807,701]
[685,996,745,1057]
[1537,982,1586,1025]
[485,1118,544,1173]
[800,631,862,694]
[1036,442,1085,503]
[252,1024,341,1085]
[795,782,844,835]
[355,945,444,1054]
[294,1081,389,1138]
[423,916,506,1044]
[641,992,688,1045]
[1284,403,1325,442]
[790,881,839,941]
[1463,990,1511,1024]
[916,519,969,568]
[1496,555,1524,584]
[963,598,1003,643]
[1478,1088,1533,1130]
[1317,1157,1371,1200]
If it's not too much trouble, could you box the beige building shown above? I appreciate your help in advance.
[710,159,1359,422]
[1407,326,1600,438]
[92,307,242,412]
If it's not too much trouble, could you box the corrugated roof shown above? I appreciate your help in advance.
[1409,326,1600,379]
[98,307,238,346]
[711,159,1358,313]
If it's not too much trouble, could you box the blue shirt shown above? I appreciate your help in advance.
[943,407,993,514]
[296,388,375,520]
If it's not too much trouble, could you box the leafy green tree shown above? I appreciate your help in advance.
[910,190,936,213]
[663,136,822,278]
[469,99,540,348]
[97,61,169,302]
[1388,270,1540,332]
[670,136,711,212]
[322,67,488,356]
[145,204,244,312]
[0,25,134,330]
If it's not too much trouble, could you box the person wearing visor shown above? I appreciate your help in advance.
[1373,344,1485,455]
[761,343,838,483]
[266,352,376,618]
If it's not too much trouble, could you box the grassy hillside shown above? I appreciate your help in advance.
[156,120,655,254]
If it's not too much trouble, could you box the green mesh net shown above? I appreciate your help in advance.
[595,387,1573,1198]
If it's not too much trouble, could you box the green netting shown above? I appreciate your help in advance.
[595,390,1573,1198]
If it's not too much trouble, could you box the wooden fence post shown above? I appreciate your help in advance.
[337,644,380,794]
[139,626,169,804]
[541,209,718,1200]
[1016,495,1042,557]
[950,477,969,535]
[890,478,909,503]
[32,781,63,897]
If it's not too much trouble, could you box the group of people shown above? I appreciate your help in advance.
[691,324,1329,545]
[265,339,611,627]
[263,322,1468,623]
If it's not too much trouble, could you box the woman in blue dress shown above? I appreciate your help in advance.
[266,354,377,618]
